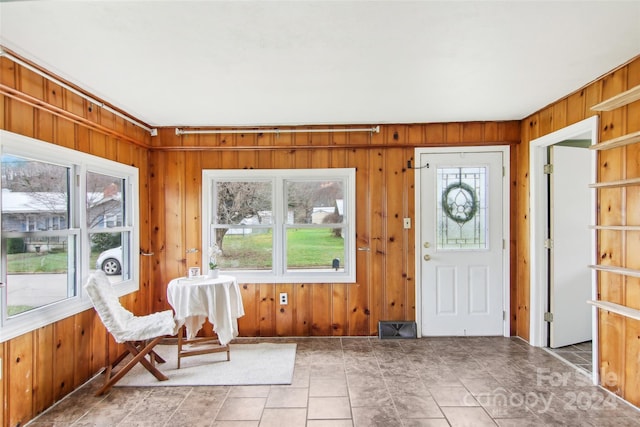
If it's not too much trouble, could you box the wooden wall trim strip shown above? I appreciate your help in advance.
[0,84,150,148]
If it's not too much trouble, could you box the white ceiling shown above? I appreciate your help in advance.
[1,1,639,128]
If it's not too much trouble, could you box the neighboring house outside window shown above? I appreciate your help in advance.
[0,130,139,342]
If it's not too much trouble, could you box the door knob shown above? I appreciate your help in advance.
[423,242,431,248]
[424,254,431,261]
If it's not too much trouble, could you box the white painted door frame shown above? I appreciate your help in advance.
[415,145,511,338]
[528,116,598,385]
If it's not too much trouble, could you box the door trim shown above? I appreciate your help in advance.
[415,145,511,338]
[528,116,598,385]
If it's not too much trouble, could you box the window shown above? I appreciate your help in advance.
[0,130,139,342]
[203,169,356,283]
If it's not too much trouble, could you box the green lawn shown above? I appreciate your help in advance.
[220,227,344,269]
[6,251,69,273]
[6,228,343,272]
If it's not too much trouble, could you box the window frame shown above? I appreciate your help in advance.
[202,168,356,284]
[0,130,140,342]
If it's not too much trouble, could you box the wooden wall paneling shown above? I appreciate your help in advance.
[551,98,568,131]
[461,122,484,143]
[256,148,274,167]
[7,332,33,427]
[348,148,371,335]
[624,317,640,404]
[369,148,385,332]
[73,310,93,388]
[483,122,498,142]
[385,148,407,320]
[185,149,203,278]
[136,147,153,315]
[538,106,554,136]
[256,131,274,148]
[310,284,332,335]
[405,147,416,321]
[62,90,87,123]
[7,97,34,137]
[237,284,260,336]
[332,284,348,335]
[88,131,108,159]
[310,147,331,170]
[406,124,423,145]
[89,312,107,376]
[150,151,168,312]
[76,125,93,155]
[275,283,294,336]
[34,109,54,143]
[0,94,5,130]
[566,89,587,125]
[295,147,311,168]
[53,115,77,150]
[425,123,445,145]
[599,310,625,396]
[273,148,296,169]
[508,144,518,334]
[98,106,116,131]
[237,148,257,170]
[259,284,276,336]
[0,57,16,87]
[595,62,630,402]
[53,316,75,400]
[515,117,535,340]
[34,325,54,417]
[165,150,187,280]
[294,284,311,336]
[445,123,461,144]
[16,62,43,100]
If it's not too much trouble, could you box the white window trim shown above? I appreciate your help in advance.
[0,130,140,343]
[202,168,356,284]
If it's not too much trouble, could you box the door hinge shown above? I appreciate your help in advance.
[544,238,553,249]
[544,312,554,322]
[503,310,506,320]
[543,164,553,174]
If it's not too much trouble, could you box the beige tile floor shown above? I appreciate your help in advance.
[27,337,640,427]
[548,340,593,375]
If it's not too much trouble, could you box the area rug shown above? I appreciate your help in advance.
[114,343,297,387]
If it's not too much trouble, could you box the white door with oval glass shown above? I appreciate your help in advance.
[419,149,507,336]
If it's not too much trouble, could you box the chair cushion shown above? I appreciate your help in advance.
[85,271,177,343]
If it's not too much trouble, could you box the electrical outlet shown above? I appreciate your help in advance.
[403,218,411,229]
[279,292,288,305]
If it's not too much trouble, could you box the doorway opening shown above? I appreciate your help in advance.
[529,116,598,385]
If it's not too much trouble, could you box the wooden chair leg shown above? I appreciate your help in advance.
[95,336,168,396]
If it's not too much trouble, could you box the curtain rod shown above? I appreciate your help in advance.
[0,47,157,136]
[175,126,380,136]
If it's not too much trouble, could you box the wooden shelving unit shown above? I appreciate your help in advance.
[590,84,640,111]
[588,300,640,321]
[589,264,640,278]
[590,130,640,151]
[589,85,640,328]
[589,177,640,189]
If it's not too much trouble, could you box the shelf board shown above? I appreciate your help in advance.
[588,300,640,321]
[591,84,640,111]
[591,225,640,231]
[589,264,640,278]
[589,177,640,189]
[590,130,640,151]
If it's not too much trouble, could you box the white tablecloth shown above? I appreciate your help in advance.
[167,275,245,346]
